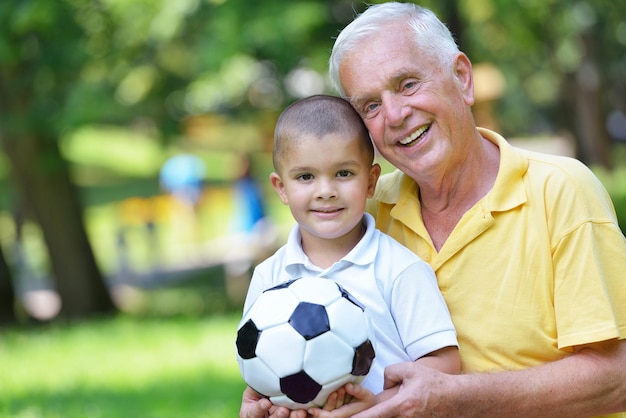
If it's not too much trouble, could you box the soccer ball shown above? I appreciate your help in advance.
[235,277,375,409]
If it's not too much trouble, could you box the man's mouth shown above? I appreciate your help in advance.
[399,124,431,146]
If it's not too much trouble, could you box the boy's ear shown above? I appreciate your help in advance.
[269,172,289,205]
[367,163,381,198]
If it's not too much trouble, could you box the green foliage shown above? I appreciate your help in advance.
[0,1,84,135]
[0,0,359,143]
[459,0,626,138]
[2,0,625,143]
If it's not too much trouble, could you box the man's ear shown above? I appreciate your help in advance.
[454,52,474,107]
[269,172,289,205]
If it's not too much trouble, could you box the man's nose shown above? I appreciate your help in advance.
[382,94,410,127]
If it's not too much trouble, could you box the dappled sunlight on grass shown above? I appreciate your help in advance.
[0,315,245,418]
[4,374,244,418]
[61,126,163,180]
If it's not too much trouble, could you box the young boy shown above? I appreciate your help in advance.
[239,95,459,418]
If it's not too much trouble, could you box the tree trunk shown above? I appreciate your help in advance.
[571,31,611,168]
[1,131,116,320]
[0,243,17,326]
[441,0,466,53]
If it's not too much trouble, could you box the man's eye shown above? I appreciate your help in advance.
[402,80,419,93]
[362,102,380,118]
[366,103,379,112]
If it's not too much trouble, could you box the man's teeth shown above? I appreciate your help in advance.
[399,125,429,145]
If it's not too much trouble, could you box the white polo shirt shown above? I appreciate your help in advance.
[242,213,458,393]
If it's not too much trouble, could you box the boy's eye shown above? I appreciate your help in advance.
[297,173,313,181]
[337,170,352,178]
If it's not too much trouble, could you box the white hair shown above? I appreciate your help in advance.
[329,2,460,96]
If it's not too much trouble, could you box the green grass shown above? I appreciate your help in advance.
[0,314,246,418]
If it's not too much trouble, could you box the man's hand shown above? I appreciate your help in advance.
[351,362,453,418]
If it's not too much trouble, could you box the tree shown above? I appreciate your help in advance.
[0,245,16,325]
[0,1,116,319]
[460,0,626,168]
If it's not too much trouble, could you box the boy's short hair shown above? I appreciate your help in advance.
[273,95,373,171]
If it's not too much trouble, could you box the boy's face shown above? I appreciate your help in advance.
[270,133,380,245]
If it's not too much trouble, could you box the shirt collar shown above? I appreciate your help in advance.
[375,128,527,213]
[479,128,528,212]
[283,213,379,277]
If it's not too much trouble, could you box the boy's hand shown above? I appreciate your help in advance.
[307,383,376,418]
[320,385,350,412]
[239,387,308,418]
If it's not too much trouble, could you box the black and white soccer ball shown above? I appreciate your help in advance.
[235,277,375,409]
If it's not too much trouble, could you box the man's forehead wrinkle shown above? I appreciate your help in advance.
[348,67,413,107]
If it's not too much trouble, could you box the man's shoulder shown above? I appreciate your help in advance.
[373,169,411,204]
[520,148,605,194]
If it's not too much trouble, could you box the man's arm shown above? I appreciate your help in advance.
[353,338,626,418]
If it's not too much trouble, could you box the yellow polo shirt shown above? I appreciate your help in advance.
[368,128,626,375]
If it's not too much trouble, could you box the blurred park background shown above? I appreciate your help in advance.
[0,0,625,416]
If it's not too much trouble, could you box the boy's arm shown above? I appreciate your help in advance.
[414,345,461,374]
